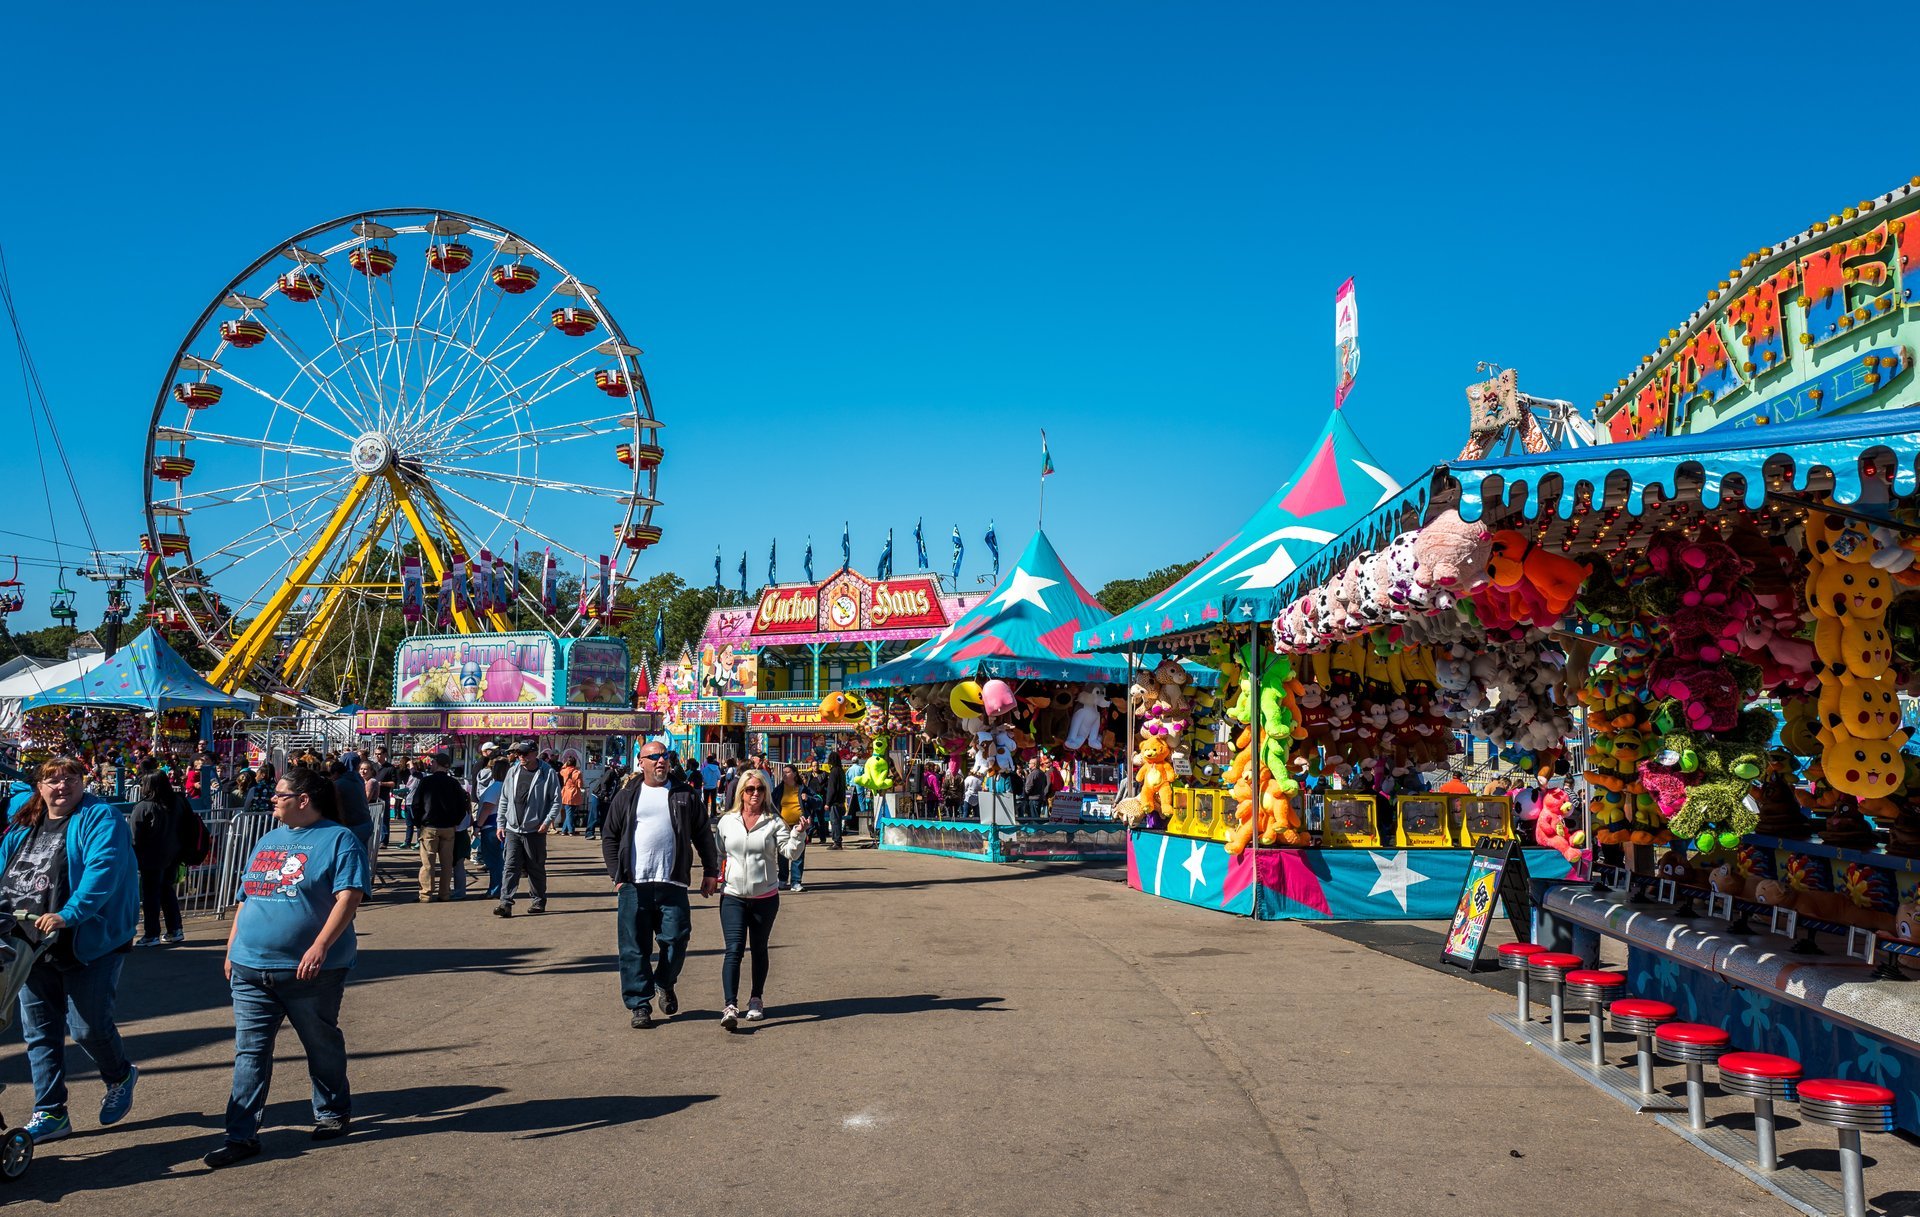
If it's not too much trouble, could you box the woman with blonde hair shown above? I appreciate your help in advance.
[713,769,806,1030]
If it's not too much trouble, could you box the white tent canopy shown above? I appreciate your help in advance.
[0,652,108,733]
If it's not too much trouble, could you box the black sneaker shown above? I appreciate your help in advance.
[203,1140,262,1169]
[493,903,512,918]
[631,1004,654,1029]
[312,1117,350,1141]
[660,986,679,1016]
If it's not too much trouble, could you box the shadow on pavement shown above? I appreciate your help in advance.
[349,1085,716,1141]
[743,992,1006,1030]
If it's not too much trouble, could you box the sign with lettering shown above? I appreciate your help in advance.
[1442,837,1535,970]
[751,570,948,639]
[748,705,856,729]
[584,710,661,732]
[394,632,555,707]
[354,710,445,732]
[1597,187,1920,440]
[562,637,631,706]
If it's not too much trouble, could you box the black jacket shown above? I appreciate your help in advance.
[130,797,179,871]
[412,771,472,830]
[600,779,719,887]
[1023,768,1052,801]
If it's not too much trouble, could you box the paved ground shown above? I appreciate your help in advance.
[6,835,1920,1215]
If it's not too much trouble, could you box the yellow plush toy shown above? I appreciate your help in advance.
[1134,736,1175,821]
[1823,727,1910,799]
[1817,669,1902,745]
[949,681,985,720]
[1808,562,1892,620]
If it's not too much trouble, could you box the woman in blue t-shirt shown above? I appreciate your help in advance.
[204,766,370,1170]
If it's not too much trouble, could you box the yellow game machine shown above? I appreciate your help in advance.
[1321,794,1381,848]
[1456,796,1515,847]
[1395,795,1452,848]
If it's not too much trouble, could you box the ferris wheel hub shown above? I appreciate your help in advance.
[349,431,395,474]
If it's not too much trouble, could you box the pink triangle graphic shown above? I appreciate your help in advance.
[1278,436,1347,518]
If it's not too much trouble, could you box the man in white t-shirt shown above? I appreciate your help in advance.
[599,742,719,1029]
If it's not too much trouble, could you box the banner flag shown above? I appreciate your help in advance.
[1334,277,1360,409]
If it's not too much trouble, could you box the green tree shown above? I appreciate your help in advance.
[604,573,722,670]
[1095,559,1202,615]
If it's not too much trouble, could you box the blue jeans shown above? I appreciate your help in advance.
[226,963,350,1144]
[476,827,504,896]
[19,954,132,1114]
[719,893,779,1008]
[616,882,690,1010]
[584,796,604,839]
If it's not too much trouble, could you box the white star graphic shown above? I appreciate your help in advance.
[1182,839,1210,895]
[1366,850,1431,913]
[991,567,1059,611]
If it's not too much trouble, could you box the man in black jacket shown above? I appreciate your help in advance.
[600,741,720,1029]
[412,752,472,902]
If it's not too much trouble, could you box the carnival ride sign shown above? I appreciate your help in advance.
[562,637,630,706]
[395,632,554,707]
[1598,188,1920,441]
[750,571,947,638]
[748,705,853,729]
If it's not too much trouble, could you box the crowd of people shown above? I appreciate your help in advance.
[0,738,861,1171]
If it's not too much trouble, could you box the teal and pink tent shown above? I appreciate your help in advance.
[1074,409,1407,653]
[18,628,250,712]
[850,529,1179,688]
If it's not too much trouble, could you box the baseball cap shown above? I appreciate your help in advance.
[511,739,537,755]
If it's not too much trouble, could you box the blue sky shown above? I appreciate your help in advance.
[1,2,1911,628]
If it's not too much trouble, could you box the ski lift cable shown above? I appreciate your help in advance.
[0,244,104,566]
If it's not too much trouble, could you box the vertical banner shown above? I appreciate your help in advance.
[950,525,963,582]
[401,556,425,623]
[541,547,559,612]
[1334,277,1360,409]
[436,571,455,627]
[492,553,513,612]
[454,561,474,616]
[475,549,494,612]
[597,554,613,619]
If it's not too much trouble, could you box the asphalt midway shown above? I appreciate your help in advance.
[5,835,1917,1215]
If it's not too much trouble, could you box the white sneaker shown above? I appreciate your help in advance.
[790,883,804,893]
[719,1005,739,1030]
[745,998,765,1021]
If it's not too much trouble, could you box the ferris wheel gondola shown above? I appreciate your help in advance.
[143,208,665,705]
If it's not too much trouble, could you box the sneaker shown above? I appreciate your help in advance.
[719,1005,739,1031]
[630,1004,654,1029]
[745,998,765,1022]
[100,1064,138,1126]
[164,930,185,944]
[659,986,679,1017]
[23,1110,69,1144]
[493,903,513,918]
[134,936,162,947]
[311,1116,350,1141]
[790,883,804,893]
[203,1140,261,1169]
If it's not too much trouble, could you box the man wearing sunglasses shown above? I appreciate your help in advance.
[600,742,719,1029]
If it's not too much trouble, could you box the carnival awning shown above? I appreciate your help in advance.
[1075,409,1405,653]
[851,529,1213,687]
[1263,403,1920,612]
[16,629,252,713]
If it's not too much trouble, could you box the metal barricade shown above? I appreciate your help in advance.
[179,809,274,920]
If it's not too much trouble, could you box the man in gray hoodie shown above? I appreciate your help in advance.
[493,740,560,917]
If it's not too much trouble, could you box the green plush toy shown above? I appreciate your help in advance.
[1663,709,1774,852]
[853,735,896,793]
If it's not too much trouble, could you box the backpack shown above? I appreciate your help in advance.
[176,801,213,867]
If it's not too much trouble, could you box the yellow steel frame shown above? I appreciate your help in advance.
[384,471,489,635]
[282,493,398,689]
[416,479,513,632]
[209,473,377,691]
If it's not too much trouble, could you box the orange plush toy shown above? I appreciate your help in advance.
[1488,530,1591,618]
[1134,736,1176,821]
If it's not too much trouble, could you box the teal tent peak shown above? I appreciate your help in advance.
[16,628,250,712]
[1075,408,1402,653]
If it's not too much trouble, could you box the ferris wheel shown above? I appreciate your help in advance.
[142,209,664,705]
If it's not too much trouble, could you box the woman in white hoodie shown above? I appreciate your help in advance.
[714,768,807,1030]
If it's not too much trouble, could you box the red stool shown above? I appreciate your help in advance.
[1564,970,1626,1072]
[1497,942,1547,1024]
[1655,1022,1730,1130]
[1525,952,1586,1041]
[1797,1079,1896,1217]
[1716,1052,1801,1172]
[1610,998,1677,1096]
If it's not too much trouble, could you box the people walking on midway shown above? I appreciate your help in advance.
[494,741,559,917]
[772,763,814,892]
[329,759,376,860]
[559,751,587,837]
[410,752,470,903]
[1,755,141,1146]
[700,753,721,822]
[204,765,370,1169]
[246,763,277,815]
[359,761,385,848]
[714,769,805,1030]
[130,771,185,946]
[600,741,719,1029]
[1021,756,1052,820]
[474,758,508,899]
[588,762,622,842]
[823,752,847,849]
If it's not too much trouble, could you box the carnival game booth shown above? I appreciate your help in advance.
[1075,407,1582,919]
[353,632,660,782]
[847,529,1218,863]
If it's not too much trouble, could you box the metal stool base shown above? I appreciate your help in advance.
[1488,1012,1683,1113]
[1647,1116,1920,1217]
